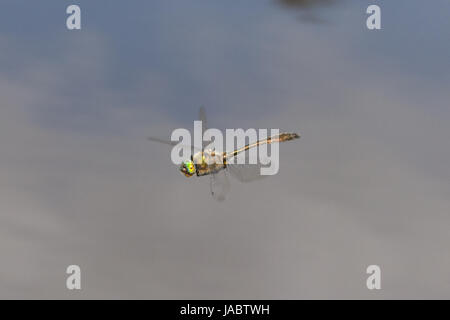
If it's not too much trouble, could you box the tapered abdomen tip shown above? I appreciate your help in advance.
[279,132,300,141]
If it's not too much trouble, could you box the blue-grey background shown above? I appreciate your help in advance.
[0,0,449,298]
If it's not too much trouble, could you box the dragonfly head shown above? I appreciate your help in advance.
[180,160,195,177]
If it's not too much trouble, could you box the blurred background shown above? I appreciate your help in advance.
[0,0,449,298]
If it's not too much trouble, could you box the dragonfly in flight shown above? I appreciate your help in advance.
[148,107,300,201]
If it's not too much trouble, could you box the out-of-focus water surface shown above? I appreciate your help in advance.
[0,0,449,298]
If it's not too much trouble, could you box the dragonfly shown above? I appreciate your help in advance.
[148,107,300,201]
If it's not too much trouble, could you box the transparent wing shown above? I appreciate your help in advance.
[199,106,208,151]
[147,137,178,146]
[199,106,207,132]
[147,136,202,153]
[227,163,268,183]
[226,148,268,183]
[209,169,230,202]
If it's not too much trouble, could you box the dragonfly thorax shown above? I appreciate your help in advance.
[180,150,226,177]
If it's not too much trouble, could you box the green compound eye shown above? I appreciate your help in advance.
[184,160,195,174]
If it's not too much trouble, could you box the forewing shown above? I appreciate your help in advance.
[199,106,207,132]
[147,136,201,154]
[147,137,178,146]
[199,106,208,151]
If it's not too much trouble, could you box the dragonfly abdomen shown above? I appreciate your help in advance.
[225,132,300,160]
